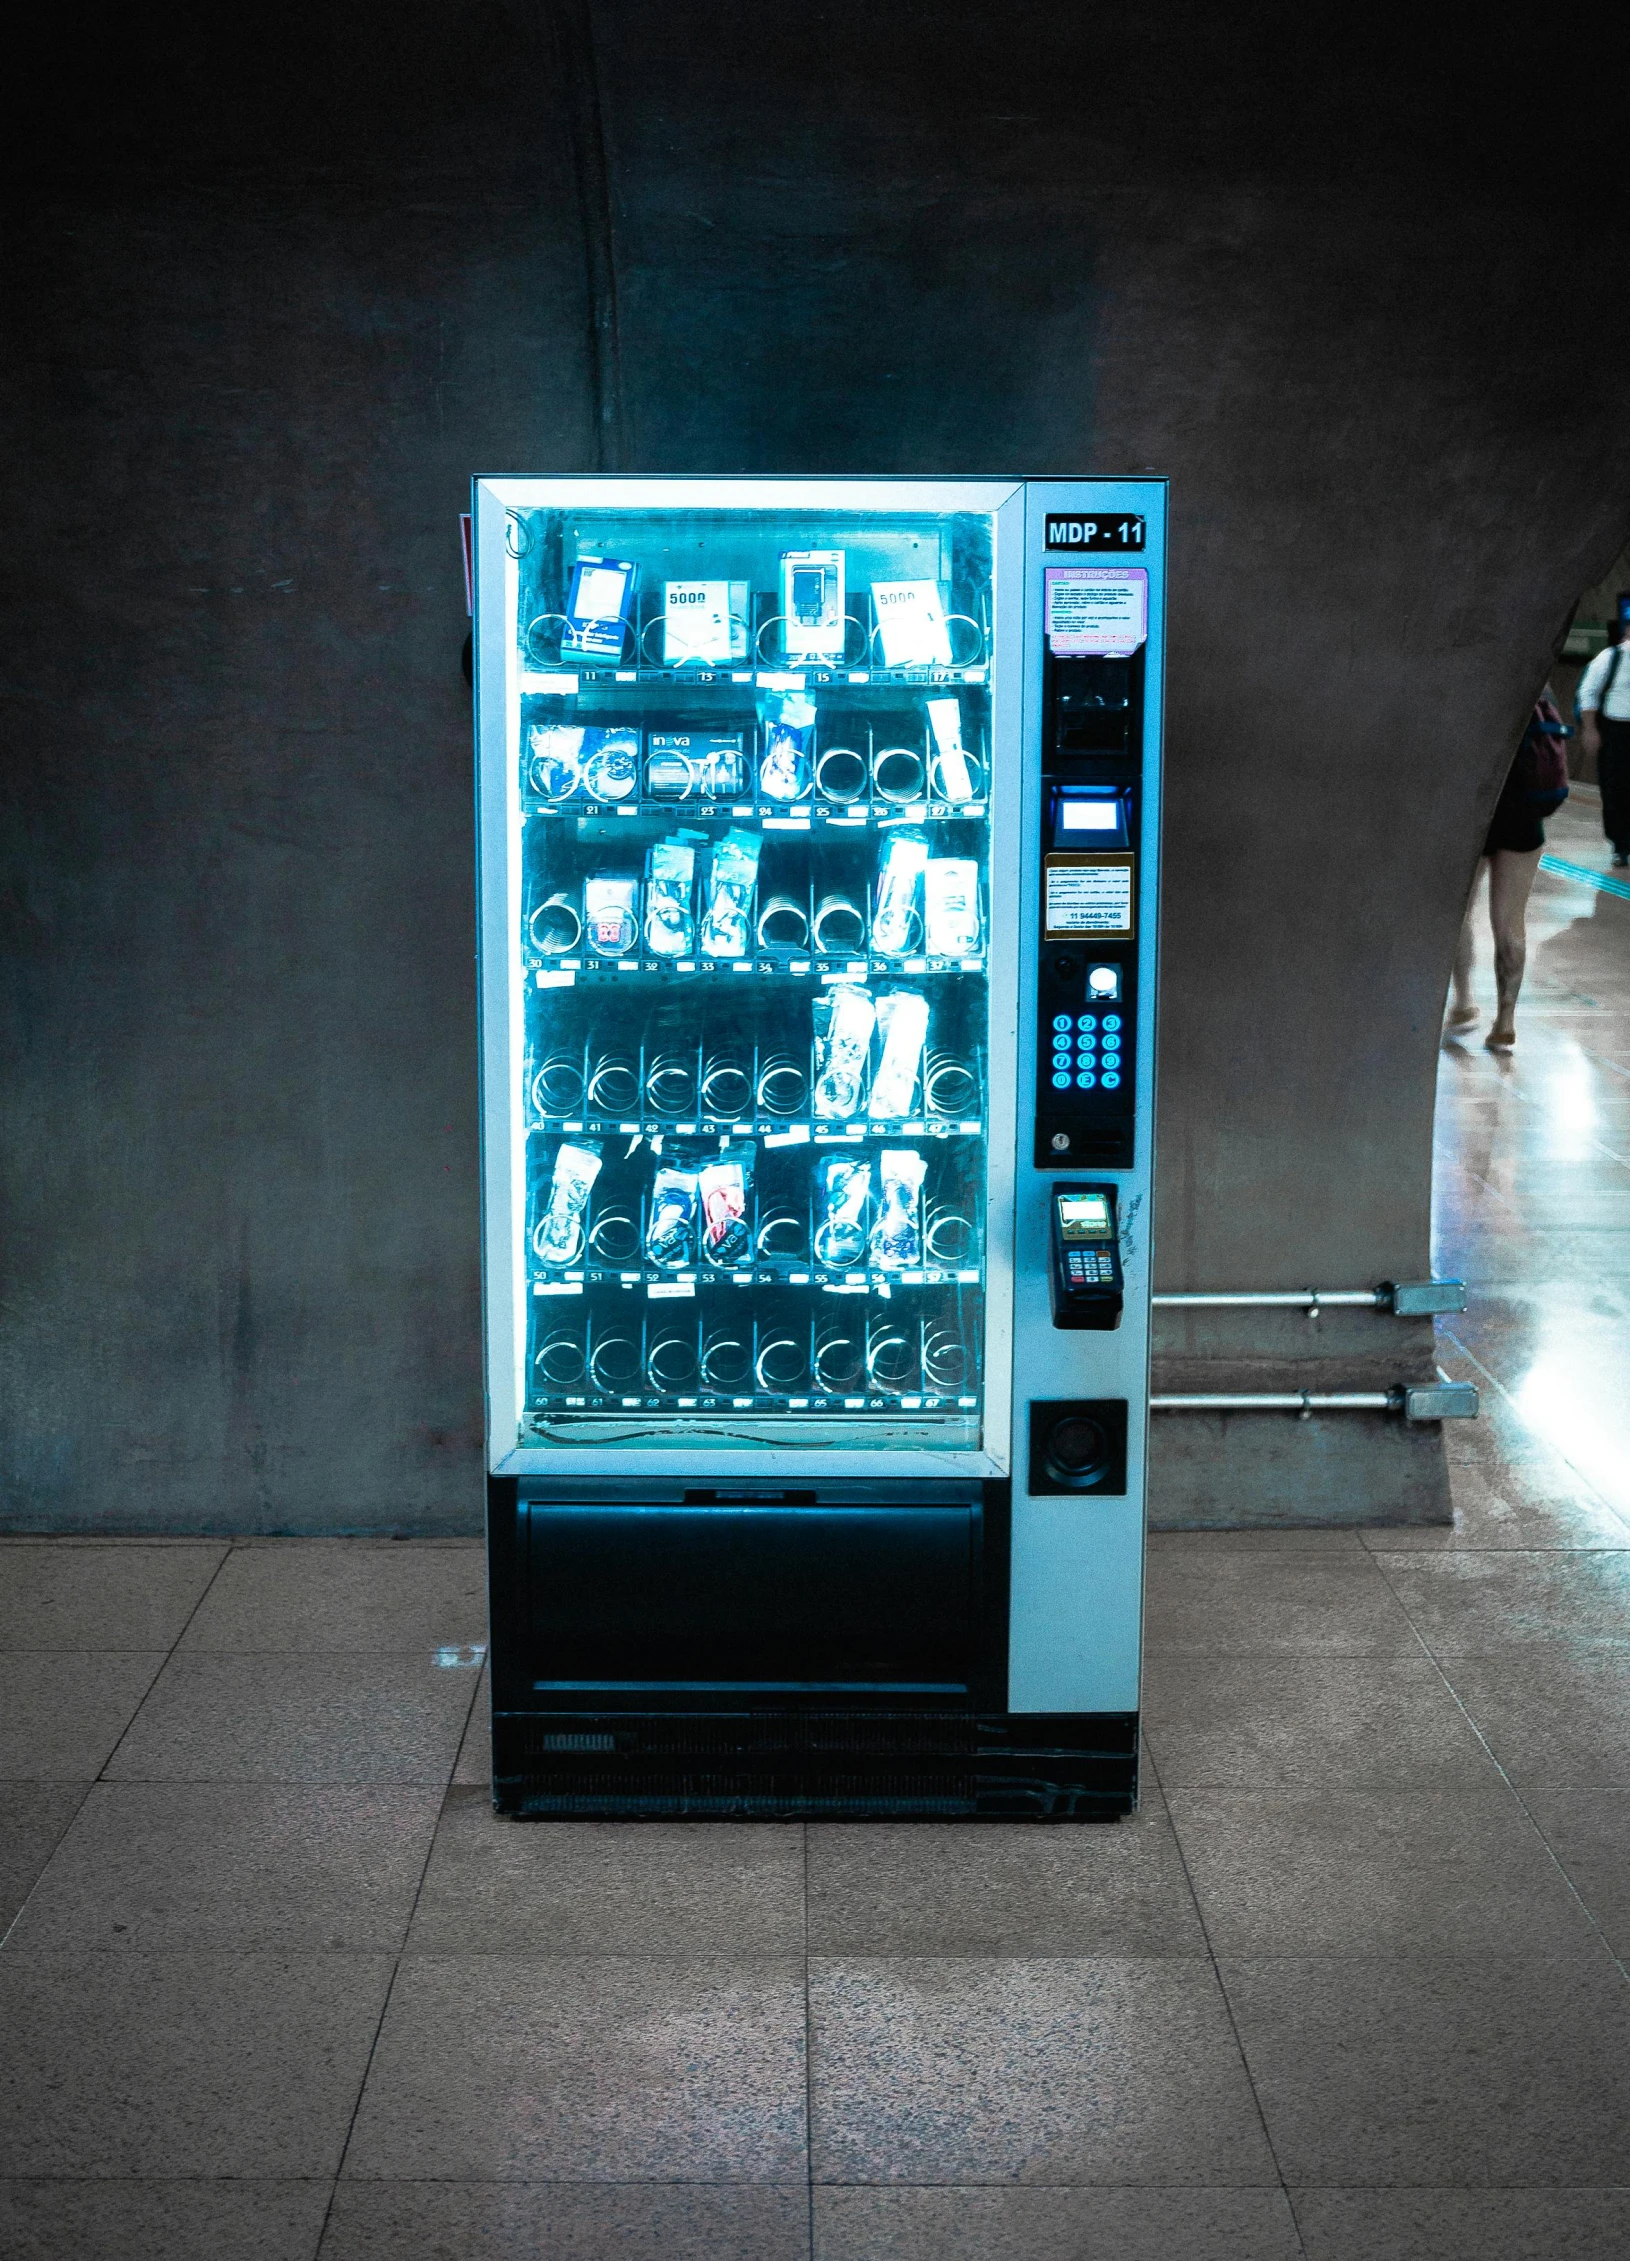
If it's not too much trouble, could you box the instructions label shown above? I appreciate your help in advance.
[1044,566,1148,657]
[1044,854,1136,938]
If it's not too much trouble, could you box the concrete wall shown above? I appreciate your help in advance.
[3,4,1629,1532]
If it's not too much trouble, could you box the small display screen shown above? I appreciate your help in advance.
[1061,801,1121,832]
[1058,1192,1112,1241]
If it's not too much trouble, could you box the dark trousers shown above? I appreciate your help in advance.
[1601,717,1630,857]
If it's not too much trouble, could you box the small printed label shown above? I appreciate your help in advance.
[765,1125,811,1149]
[648,1280,695,1300]
[536,969,575,989]
[1044,565,1148,656]
[533,1281,583,1297]
[763,816,810,830]
[1044,854,1136,938]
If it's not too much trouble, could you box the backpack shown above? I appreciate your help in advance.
[1517,693,1570,809]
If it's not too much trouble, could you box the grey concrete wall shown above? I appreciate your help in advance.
[3,4,1628,1531]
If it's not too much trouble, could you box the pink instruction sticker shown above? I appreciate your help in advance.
[1045,566,1147,657]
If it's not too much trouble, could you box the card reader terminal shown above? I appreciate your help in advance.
[1050,1184,1123,1330]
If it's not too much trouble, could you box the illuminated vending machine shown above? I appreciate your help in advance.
[473,478,1164,1818]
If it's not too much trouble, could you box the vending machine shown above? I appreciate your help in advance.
[473,477,1164,1818]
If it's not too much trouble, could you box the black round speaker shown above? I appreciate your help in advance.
[1044,1414,1110,1487]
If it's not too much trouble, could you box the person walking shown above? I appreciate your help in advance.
[1578,622,1630,866]
[1447,689,1571,1050]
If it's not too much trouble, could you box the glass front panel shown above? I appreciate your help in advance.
[500,504,995,1452]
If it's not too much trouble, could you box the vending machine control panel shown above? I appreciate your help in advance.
[1049,1183,1123,1330]
[1034,654,1144,1169]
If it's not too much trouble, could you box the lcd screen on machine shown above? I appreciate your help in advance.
[1058,1193,1112,1240]
[1061,803,1120,832]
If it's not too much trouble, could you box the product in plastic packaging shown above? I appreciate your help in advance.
[814,1153,872,1268]
[867,990,930,1120]
[532,1141,602,1268]
[699,828,760,958]
[644,833,701,957]
[699,1143,755,1268]
[813,983,876,1118]
[562,555,636,660]
[582,727,640,802]
[924,858,982,958]
[925,697,977,800]
[873,581,953,669]
[870,1148,927,1270]
[584,872,640,956]
[759,693,815,801]
[647,731,746,800]
[527,723,587,801]
[870,828,928,957]
[644,1164,699,1271]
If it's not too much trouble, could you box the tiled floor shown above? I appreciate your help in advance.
[2,794,1628,2258]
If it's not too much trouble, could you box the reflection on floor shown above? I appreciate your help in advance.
[1,791,1628,2260]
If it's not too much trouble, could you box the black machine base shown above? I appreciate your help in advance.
[492,1704,1137,1821]
[487,1473,1136,1821]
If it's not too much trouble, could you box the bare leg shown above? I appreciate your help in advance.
[1446,860,1485,1029]
[1484,844,1543,1047]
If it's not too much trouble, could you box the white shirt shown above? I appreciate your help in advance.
[1578,640,1630,721]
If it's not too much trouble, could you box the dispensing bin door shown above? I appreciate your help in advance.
[524,1491,982,1689]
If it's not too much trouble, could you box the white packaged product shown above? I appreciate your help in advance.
[532,1141,602,1268]
[870,1148,927,1270]
[584,872,639,956]
[867,990,929,1120]
[924,858,982,957]
[699,828,760,958]
[925,697,976,800]
[528,723,587,801]
[870,829,928,957]
[645,1165,699,1271]
[644,833,700,957]
[872,581,953,668]
[814,1154,872,1267]
[813,984,876,1119]
[699,1143,755,1268]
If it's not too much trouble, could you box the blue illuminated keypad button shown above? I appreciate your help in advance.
[1076,1071,1097,1090]
[1052,1014,1072,1033]
[1103,1013,1122,1031]
[1077,1014,1097,1032]
[1078,1034,1097,1051]
[1102,1070,1121,1089]
[1051,1047,1072,1067]
[1051,1071,1072,1090]
[1103,1033,1121,1052]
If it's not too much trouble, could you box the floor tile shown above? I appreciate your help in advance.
[0,1783,89,1932]
[1223,1955,1630,2184]
[1444,1650,1630,1784]
[103,1652,476,1783]
[0,1653,166,1779]
[814,2186,1303,2260]
[343,1954,806,2180]
[0,1543,225,1651]
[179,1540,486,1654]
[1365,1464,1630,1551]
[1291,2186,1630,2260]
[1142,1653,1500,1788]
[0,2180,331,2261]
[407,1788,806,1955]
[808,1955,1275,2185]
[806,1797,1204,1956]
[0,1952,392,2175]
[1143,1555,1417,1654]
[1145,1528,1368,1555]
[453,1666,490,1785]
[318,2182,809,2260]
[1522,1789,1630,1955]
[1166,1784,1603,1955]
[6,1782,443,1953]
[1374,1551,1630,1653]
